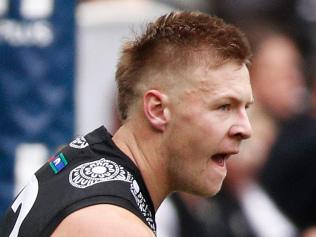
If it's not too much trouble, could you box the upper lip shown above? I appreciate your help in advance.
[227,150,239,156]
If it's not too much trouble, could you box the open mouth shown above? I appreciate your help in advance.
[211,153,229,167]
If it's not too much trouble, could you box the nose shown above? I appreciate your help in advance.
[229,111,252,140]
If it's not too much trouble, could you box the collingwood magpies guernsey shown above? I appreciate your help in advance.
[0,126,156,237]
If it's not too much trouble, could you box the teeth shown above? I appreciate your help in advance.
[211,154,227,166]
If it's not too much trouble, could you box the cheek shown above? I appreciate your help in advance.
[193,113,226,136]
[170,109,201,137]
[188,118,225,153]
[169,106,230,152]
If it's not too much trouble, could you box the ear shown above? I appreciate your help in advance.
[143,90,170,131]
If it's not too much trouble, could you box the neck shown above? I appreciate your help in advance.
[112,122,170,210]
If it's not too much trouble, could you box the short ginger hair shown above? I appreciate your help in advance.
[115,11,252,121]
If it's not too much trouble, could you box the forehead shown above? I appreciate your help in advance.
[181,62,253,102]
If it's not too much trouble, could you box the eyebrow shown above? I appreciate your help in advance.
[213,93,254,105]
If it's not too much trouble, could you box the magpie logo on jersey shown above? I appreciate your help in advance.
[69,136,89,149]
[69,158,133,189]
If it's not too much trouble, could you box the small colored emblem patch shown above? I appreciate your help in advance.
[48,152,68,174]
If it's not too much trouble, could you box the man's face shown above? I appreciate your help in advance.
[164,62,253,196]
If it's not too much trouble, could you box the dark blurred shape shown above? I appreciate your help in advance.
[260,113,316,230]
[236,14,316,231]
[259,49,316,230]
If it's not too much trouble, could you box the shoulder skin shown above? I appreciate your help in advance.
[51,204,155,237]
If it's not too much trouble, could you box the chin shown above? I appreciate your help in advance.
[205,188,222,197]
[191,183,223,198]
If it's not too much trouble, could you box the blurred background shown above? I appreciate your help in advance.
[1,0,316,236]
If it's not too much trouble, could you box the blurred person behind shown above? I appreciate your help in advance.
[235,19,316,234]
[256,28,316,232]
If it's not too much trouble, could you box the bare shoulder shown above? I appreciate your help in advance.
[51,204,155,237]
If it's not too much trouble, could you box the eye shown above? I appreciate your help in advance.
[218,104,231,111]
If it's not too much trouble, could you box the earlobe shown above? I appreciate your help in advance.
[143,90,170,131]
